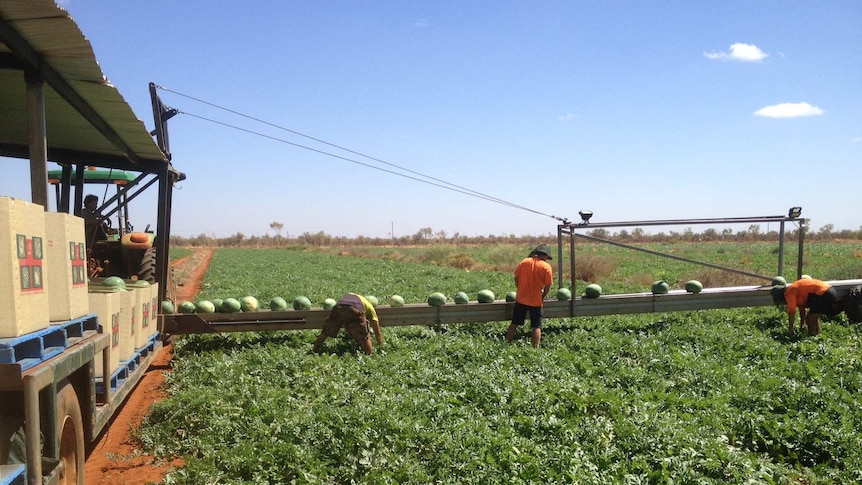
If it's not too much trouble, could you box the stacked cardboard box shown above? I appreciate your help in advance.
[144,282,160,345]
[45,212,89,321]
[0,197,50,338]
[127,281,154,349]
[89,289,122,377]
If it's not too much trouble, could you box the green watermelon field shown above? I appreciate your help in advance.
[143,242,862,484]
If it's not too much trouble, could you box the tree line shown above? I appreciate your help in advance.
[170,223,861,248]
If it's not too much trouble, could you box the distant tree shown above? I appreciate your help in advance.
[588,228,609,240]
[748,224,761,240]
[270,221,284,237]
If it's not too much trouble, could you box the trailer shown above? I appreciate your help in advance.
[0,2,181,484]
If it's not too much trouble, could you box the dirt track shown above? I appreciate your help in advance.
[83,248,212,484]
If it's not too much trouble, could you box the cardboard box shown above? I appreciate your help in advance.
[89,290,122,377]
[0,197,50,338]
[117,289,135,363]
[144,282,159,344]
[45,212,89,321]
[128,282,153,349]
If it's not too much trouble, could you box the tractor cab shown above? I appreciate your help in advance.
[49,168,160,282]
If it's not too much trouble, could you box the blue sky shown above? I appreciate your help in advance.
[3,1,860,238]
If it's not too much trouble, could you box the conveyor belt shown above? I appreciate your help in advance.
[160,279,862,335]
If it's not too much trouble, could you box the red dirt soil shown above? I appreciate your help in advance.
[83,248,213,485]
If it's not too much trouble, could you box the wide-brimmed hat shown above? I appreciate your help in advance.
[530,244,553,260]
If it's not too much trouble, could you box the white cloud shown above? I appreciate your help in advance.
[557,113,576,121]
[753,102,825,118]
[704,43,769,62]
[414,19,428,28]
[852,137,862,143]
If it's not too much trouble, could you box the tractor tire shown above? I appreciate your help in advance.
[137,247,157,283]
[138,246,178,303]
[55,379,84,485]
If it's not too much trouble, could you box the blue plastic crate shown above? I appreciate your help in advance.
[136,337,156,358]
[0,326,67,370]
[122,351,142,373]
[52,313,99,343]
[95,365,128,395]
[0,464,26,485]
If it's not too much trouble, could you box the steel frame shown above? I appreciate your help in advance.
[556,213,807,292]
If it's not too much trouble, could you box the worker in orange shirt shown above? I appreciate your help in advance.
[772,278,837,336]
[507,244,554,347]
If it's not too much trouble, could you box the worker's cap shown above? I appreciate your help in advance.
[529,244,553,260]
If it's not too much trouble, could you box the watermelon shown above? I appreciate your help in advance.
[505,291,517,302]
[160,300,175,314]
[195,300,216,313]
[211,298,224,313]
[556,288,572,301]
[270,296,289,311]
[454,291,469,304]
[293,296,312,310]
[651,280,670,295]
[771,276,787,286]
[427,292,447,307]
[240,296,259,312]
[178,301,196,314]
[389,295,405,307]
[477,290,495,303]
[584,284,602,298]
[103,276,126,288]
[684,280,703,294]
[221,298,242,313]
[365,295,379,308]
[322,298,337,310]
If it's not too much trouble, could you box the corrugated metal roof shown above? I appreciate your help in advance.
[0,0,169,172]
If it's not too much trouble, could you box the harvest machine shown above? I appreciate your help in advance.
[161,211,862,336]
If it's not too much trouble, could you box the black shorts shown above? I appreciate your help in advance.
[808,287,838,315]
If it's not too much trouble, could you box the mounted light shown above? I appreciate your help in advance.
[788,207,802,218]
[579,210,593,224]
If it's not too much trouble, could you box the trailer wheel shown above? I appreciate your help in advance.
[56,379,84,485]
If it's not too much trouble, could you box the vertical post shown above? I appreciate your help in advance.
[73,164,86,217]
[556,225,564,289]
[102,341,112,404]
[569,227,576,318]
[23,375,42,485]
[58,165,72,213]
[796,219,806,280]
[26,71,49,210]
[777,220,785,277]
[155,164,175,305]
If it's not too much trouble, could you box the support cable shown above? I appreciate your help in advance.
[154,85,571,224]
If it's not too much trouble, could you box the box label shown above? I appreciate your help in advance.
[70,242,87,286]
[17,234,43,291]
[111,311,120,348]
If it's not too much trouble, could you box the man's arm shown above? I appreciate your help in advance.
[371,319,383,346]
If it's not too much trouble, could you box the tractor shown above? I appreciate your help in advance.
[48,167,175,300]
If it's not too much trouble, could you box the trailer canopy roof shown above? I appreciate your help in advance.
[0,0,169,173]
